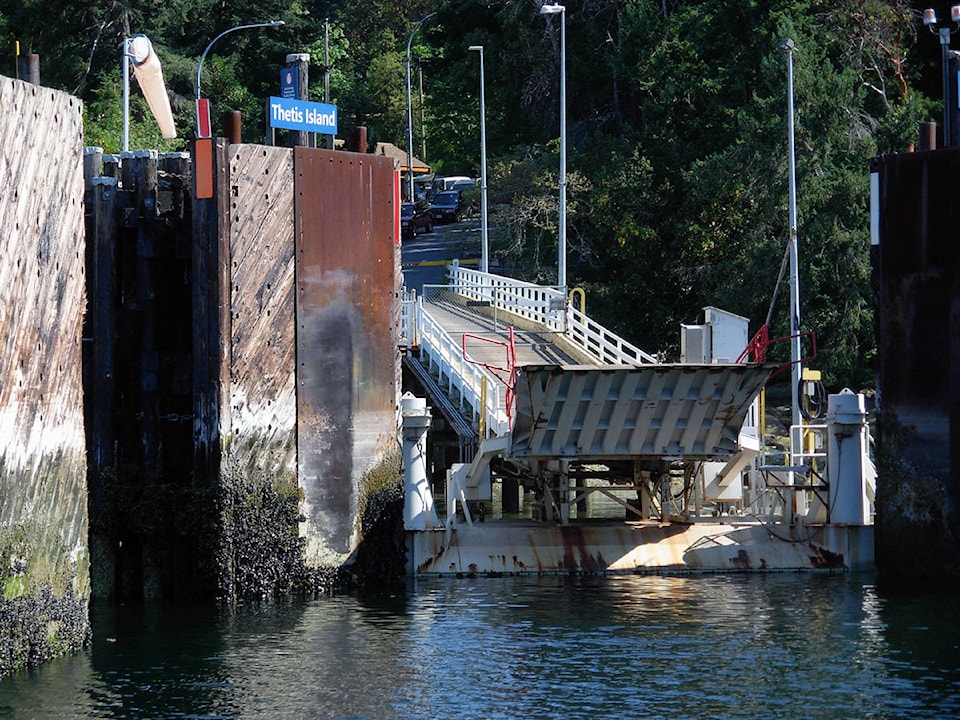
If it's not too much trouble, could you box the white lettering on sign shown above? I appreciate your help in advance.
[271,102,305,124]
[305,108,336,127]
[268,97,338,133]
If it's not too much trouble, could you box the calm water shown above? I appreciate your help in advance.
[1,573,958,719]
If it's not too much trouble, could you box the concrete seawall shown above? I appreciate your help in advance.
[0,75,90,676]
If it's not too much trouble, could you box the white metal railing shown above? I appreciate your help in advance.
[416,295,510,437]
[399,288,417,348]
[400,265,658,439]
[448,264,657,365]
[447,264,567,330]
[789,423,828,468]
[566,302,658,365]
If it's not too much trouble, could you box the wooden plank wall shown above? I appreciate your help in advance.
[228,145,297,480]
[0,75,89,674]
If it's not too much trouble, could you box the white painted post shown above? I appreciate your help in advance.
[826,390,873,525]
[402,393,438,530]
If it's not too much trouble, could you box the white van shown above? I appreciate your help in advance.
[439,175,475,191]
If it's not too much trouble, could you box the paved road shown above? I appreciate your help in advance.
[401,218,480,294]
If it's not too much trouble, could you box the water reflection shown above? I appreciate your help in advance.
[1,574,957,719]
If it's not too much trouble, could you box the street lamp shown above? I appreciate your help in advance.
[469,45,489,274]
[923,6,960,147]
[195,20,285,137]
[406,13,436,201]
[778,37,803,482]
[540,3,566,291]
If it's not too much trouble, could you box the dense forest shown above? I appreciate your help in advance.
[1,1,947,391]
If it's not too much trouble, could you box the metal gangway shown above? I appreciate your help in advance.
[399,264,780,526]
[399,263,658,444]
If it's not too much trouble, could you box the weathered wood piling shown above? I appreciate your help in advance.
[0,75,90,676]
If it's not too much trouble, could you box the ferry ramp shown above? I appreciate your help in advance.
[399,264,776,524]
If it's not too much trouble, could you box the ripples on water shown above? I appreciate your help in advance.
[1,573,957,719]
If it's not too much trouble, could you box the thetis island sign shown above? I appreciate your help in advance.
[268,96,337,134]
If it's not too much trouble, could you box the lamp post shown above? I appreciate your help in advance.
[123,38,132,151]
[778,37,804,493]
[923,6,960,147]
[406,13,436,201]
[469,45,489,274]
[195,20,285,137]
[540,3,566,291]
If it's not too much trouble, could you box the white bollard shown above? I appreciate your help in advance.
[826,389,873,525]
[401,393,438,530]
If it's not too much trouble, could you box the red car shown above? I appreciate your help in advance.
[401,202,434,239]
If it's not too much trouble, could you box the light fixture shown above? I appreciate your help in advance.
[539,2,567,291]
[195,20,285,138]
[923,7,960,147]
[406,13,436,202]
[468,45,489,274]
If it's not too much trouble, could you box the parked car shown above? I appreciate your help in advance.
[429,190,462,223]
[401,202,433,238]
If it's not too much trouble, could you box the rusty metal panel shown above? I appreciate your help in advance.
[510,364,776,460]
[294,147,400,561]
[228,145,297,478]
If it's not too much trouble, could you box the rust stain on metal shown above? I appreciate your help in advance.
[559,526,608,572]
[809,545,846,569]
[294,148,399,557]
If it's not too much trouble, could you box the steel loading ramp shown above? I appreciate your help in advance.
[509,363,778,460]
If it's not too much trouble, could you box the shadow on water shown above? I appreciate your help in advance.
[1,575,958,719]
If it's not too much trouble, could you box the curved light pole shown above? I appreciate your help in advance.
[923,6,960,147]
[540,3,566,291]
[406,13,436,201]
[469,45,489,274]
[195,20,285,137]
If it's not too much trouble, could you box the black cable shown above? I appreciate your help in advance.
[799,379,828,420]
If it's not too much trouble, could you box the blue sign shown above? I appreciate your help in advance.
[268,96,338,135]
[280,67,299,98]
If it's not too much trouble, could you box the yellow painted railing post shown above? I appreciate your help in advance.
[480,376,488,438]
[569,286,585,314]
